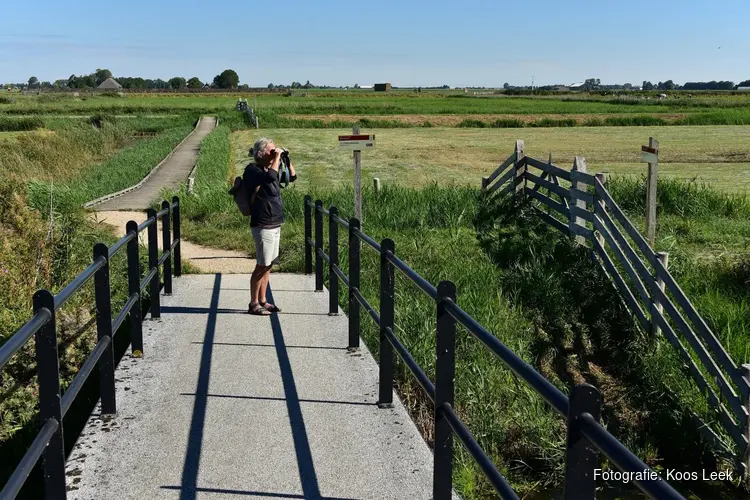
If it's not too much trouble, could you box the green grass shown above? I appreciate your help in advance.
[230,126,750,193]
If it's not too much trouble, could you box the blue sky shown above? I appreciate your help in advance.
[1,0,748,87]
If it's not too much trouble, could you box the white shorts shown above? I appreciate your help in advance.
[251,227,281,267]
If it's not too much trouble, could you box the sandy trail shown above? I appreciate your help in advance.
[90,210,256,274]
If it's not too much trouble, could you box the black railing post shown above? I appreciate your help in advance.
[304,195,312,275]
[147,208,161,319]
[93,243,116,415]
[314,200,324,292]
[172,196,181,277]
[161,200,172,295]
[564,384,602,500]
[328,206,339,315]
[348,217,361,351]
[378,238,395,408]
[33,289,66,500]
[434,280,457,500]
[126,221,143,356]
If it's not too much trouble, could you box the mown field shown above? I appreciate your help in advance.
[1,91,749,498]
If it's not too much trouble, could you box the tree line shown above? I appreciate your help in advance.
[15,69,242,90]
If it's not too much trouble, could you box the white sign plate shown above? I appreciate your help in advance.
[640,151,658,164]
[339,134,375,150]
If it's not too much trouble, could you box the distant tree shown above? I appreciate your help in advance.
[664,80,675,90]
[213,69,240,89]
[41,81,52,89]
[238,84,250,90]
[303,80,313,89]
[642,81,654,91]
[94,68,113,86]
[353,83,360,89]
[53,79,68,89]
[28,76,39,88]
[290,81,302,89]
[268,83,275,89]
[503,82,510,89]
[583,78,600,90]
[187,77,203,89]
[738,79,750,88]
[169,77,187,89]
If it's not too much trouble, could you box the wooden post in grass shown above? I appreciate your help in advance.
[641,137,659,247]
[353,125,362,222]
[743,364,750,487]
[373,178,381,193]
[651,252,669,338]
[513,139,526,200]
[570,157,588,244]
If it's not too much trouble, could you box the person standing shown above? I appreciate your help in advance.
[244,137,297,315]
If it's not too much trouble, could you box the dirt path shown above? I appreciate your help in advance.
[89,116,217,211]
[90,210,256,274]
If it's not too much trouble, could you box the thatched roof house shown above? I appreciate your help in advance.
[97,78,122,89]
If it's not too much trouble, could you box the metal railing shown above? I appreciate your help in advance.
[0,197,182,500]
[304,195,685,500]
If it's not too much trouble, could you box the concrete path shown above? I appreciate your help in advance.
[66,274,441,499]
[92,117,217,211]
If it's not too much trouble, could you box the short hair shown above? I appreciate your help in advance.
[252,137,273,163]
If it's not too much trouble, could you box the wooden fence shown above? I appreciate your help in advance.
[483,140,750,478]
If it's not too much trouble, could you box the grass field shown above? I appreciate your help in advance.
[231,126,750,193]
[2,91,750,497]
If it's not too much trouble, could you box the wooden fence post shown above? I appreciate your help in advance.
[570,156,587,244]
[644,137,659,247]
[651,252,669,338]
[594,172,607,246]
[373,178,381,193]
[513,140,526,200]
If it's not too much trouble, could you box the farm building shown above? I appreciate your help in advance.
[97,77,122,90]
[737,86,750,91]
[374,83,392,92]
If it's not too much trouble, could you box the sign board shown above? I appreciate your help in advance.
[339,134,375,150]
[640,145,658,164]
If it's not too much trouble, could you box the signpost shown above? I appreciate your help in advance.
[339,128,375,221]
[640,138,659,247]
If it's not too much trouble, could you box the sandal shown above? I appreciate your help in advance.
[248,302,271,316]
[260,301,281,313]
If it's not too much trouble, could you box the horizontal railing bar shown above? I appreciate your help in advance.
[352,287,380,326]
[525,187,569,217]
[332,264,349,288]
[0,309,51,369]
[485,152,516,186]
[332,214,349,230]
[384,327,435,404]
[570,224,594,240]
[158,251,170,267]
[569,205,594,223]
[654,257,747,398]
[156,207,169,218]
[440,402,519,500]
[170,238,180,253]
[652,311,747,443]
[533,207,569,235]
[61,336,111,417]
[486,166,516,195]
[592,237,650,332]
[594,179,657,268]
[578,414,684,499]
[384,250,438,300]
[171,200,179,209]
[688,410,739,463]
[443,299,568,416]
[354,228,381,253]
[108,231,136,259]
[140,267,157,291]
[0,417,59,500]
[137,216,156,233]
[570,170,597,186]
[55,256,106,311]
[316,247,331,265]
[525,156,572,181]
[317,206,330,216]
[525,171,570,200]
[113,293,138,336]
[306,236,315,248]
